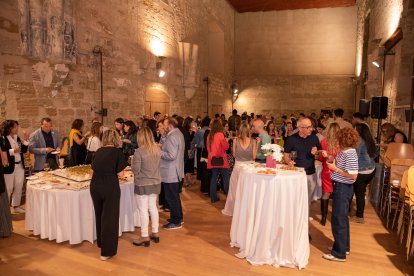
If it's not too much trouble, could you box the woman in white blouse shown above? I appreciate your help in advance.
[0,120,29,214]
[86,122,103,164]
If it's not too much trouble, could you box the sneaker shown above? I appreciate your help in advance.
[355,217,365,224]
[328,246,350,255]
[167,218,184,225]
[100,256,112,261]
[163,222,182,230]
[322,254,346,262]
[13,207,25,214]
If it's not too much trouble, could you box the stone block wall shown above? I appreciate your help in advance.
[234,6,358,120]
[356,0,414,142]
[233,75,355,119]
[0,0,234,136]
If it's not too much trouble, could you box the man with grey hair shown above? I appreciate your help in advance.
[284,117,321,221]
[160,117,185,230]
[253,118,271,163]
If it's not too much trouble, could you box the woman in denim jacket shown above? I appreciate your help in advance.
[353,123,378,223]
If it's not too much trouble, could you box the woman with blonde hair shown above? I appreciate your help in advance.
[319,122,341,226]
[222,122,257,216]
[132,127,161,247]
[90,129,127,260]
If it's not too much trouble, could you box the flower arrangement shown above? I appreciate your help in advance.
[261,143,284,162]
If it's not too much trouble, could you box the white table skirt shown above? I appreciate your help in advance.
[25,181,140,244]
[222,161,252,216]
[230,165,309,269]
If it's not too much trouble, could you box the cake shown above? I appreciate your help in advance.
[51,165,93,182]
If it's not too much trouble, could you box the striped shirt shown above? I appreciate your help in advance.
[331,148,359,184]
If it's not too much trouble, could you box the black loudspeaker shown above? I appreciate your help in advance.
[370,96,388,119]
[359,99,370,117]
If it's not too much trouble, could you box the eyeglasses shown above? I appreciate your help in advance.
[299,126,314,130]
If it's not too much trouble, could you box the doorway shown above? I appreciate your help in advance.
[145,89,170,117]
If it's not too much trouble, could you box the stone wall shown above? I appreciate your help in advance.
[233,75,355,118]
[355,0,414,142]
[0,0,235,136]
[234,6,358,119]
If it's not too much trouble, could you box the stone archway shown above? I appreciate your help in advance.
[145,88,170,117]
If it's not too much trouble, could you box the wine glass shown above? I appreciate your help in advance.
[43,163,50,173]
[58,158,65,170]
[327,155,334,164]
[290,151,297,162]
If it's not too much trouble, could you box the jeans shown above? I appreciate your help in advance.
[210,168,229,202]
[306,173,317,208]
[135,194,159,237]
[163,182,183,224]
[331,181,354,259]
[353,170,375,218]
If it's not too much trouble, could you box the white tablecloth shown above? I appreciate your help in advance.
[25,180,140,244]
[230,165,309,269]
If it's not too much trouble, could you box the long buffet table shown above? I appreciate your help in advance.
[25,170,140,244]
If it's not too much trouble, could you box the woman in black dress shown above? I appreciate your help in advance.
[69,119,90,166]
[90,129,127,261]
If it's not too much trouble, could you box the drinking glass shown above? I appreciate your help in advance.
[327,155,334,164]
[290,151,297,161]
[43,163,50,173]
[58,158,65,169]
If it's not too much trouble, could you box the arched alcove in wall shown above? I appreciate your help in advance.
[145,88,170,117]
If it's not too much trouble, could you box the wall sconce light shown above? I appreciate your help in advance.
[372,60,381,68]
[156,56,166,78]
[371,38,382,45]
[231,82,238,96]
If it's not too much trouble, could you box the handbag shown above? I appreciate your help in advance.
[211,156,224,166]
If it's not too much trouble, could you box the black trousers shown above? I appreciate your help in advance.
[353,170,375,218]
[90,183,120,257]
[199,162,210,194]
[159,184,169,209]
[163,182,183,224]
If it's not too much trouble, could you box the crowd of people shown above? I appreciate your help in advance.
[0,108,409,262]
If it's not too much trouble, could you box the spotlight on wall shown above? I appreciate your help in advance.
[372,60,381,68]
[231,82,238,96]
[156,56,166,78]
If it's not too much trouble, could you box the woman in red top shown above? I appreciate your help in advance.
[207,119,229,203]
[319,122,340,226]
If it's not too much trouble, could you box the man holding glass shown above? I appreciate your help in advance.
[284,117,321,215]
[29,117,62,172]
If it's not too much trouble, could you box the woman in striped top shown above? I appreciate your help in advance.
[323,127,359,262]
